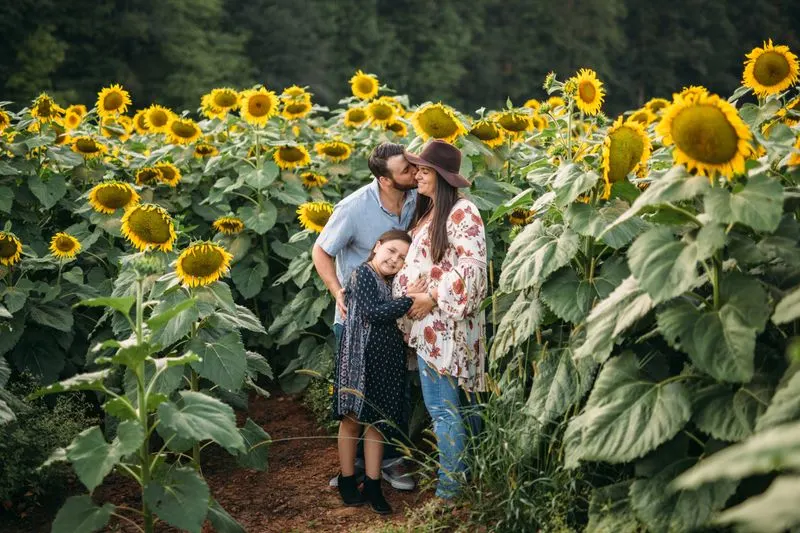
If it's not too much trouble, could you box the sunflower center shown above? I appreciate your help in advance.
[55,236,76,252]
[371,103,393,120]
[286,102,310,114]
[307,207,332,226]
[75,138,101,154]
[279,147,306,162]
[36,99,54,117]
[196,145,215,155]
[347,109,366,122]
[0,236,17,258]
[753,51,791,87]
[579,81,597,103]
[420,108,459,138]
[322,144,348,157]
[356,78,376,95]
[149,110,169,127]
[137,168,160,185]
[607,126,645,182]
[220,221,240,232]
[171,121,198,139]
[135,114,148,130]
[671,105,739,164]
[248,95,273,117]
[182,248,225,277]
[498,113,529,132]
[213,92,238,108]
[471,122,500,140]
[96,185,133,208]
[103,92,124,111]
[127,208,172,245]
[159,167,177,182]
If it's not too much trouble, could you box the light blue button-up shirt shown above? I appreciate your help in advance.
[316,179,417,324]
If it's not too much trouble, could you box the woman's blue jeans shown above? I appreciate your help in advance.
[418,355,471,499]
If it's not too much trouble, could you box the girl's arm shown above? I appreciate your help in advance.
[353,266,414,324]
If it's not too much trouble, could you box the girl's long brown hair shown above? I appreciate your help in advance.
[409,171,459,264]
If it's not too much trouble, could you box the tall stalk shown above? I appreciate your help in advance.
[134,277,154,533]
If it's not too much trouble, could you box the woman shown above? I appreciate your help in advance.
[392,140,488,499]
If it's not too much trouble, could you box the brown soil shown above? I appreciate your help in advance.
[1,392,433,533]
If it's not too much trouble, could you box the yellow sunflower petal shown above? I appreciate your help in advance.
[297,201,333,233]
[300,172,328,188]
[212,216,245,235]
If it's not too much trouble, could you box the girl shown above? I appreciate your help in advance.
[332,229,426,514]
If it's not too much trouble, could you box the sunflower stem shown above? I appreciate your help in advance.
[712,254,722,311]
[134,277,154,533]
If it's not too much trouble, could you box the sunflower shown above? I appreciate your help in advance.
[678,86,709,102]
[411,103,467,144]
[52,123,71,145]
[571,69,605,115]
[273,145,311,170]
[200,96,226,120]
[63,111,82,131]
[30,93,63,123]
[0,110,10,133]
[524,99,541,112]
[212,216,245,235]
[135,167,163,186]
[96,84,131,118]
[350,70,379,100]
[101,116,132,142]
[247,144,269,159]
[121,204,176,252]
[508,208,535,226]
[71,136,108,159]
[282,99,313,120]
[65,104,87,118]
[194,143,219,158]
[532,114,548,132]
[300,171,328,188]
[645,98,670,114]
[656,92,751,180]
[315,140,352,162]
[208,87,241,113]
[546,96,567,116]
[240,87,279,126]
[343,107,368,128]
[789,137,800,166]
[144,105,173,133]
[743,40,800,97]
[49,232,81,259]
[367,96,397,126]
[282,85,310,101]
[155,162,181,187]
[493,110,534,137]
[602,116,652,196]
[132,109,150,134]
[175,242,233,288]
[776,95,800,126]
[297,201,334,233]
[469,119,505,148]
[0,231,22,266]
[385,120,408,137]
[88,181,140,214]
[166,117,201,145]
[628,108,656,126]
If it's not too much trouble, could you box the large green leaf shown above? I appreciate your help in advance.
[76,296,135,318]
[565,352,691,466]
[188,330,247,391]
[246,351,273,380]
[540,258,628,325]
[231,259,268,299]
[30,369,111,399]
[237,201,277,234]
[714,475,800,533]
[0,185,12,213]
[143,467,210,533]
[524,348,596,424]
[51,495,114,533]
[28,173,67,209]
[0,356,9,388]
[215,304,267,334]
[66,421,145,492]
[673,421,800,489]
[586,481,641,533]
[158,391,246,454]
[756,367,800,431]
[490,291,544,360]
[499,221,580,291]
[772,286,800,325]
[573,276,654,363]
[552,163,599,206]
[704,173,784,233]
[657,273,770,383]
[691,381,773,441]
[207,498,247,533]
[630,457,737,533]
[237,418,270,471]
[29,303,74,332]
[565,199,649,249]
[243,161,279,190]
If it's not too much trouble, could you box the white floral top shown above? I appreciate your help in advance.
[392,198,487,392]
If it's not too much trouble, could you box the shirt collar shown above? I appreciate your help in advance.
[369,178,416,216]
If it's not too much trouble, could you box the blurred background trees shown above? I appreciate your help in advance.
[1,0,798,114]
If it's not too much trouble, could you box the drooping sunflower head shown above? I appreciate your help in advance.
[297,201,334,233]
[411,103,468,144]
[645,98,670,115]
[743,40,800,97]
[656,92,752,180]
[240,87,279,126]
[120,203,177,252]
[273,145,311,170]
[344,106,368,128]
[155,162,181,187]
[469,119,505,148]
[96,84,131,118]
[546,96,567,116]
[144,105,173,133]
[385,119,408,137]
[194,143,219,158]
[132,109,150,135]
[508,208,535,226]
[350,70,379,100]
[493,110,534,136]
[135,167,162,186]
[531,114,548,132]
[524,99,542,112]
[212,216,245,235]
[367,96,397,126]
[165,117,201,145]
[49,232,81,259]
[0,231,23,267]
[315,140,352,162]
[175,242,233,288]
[571,68,605,115]
[0,110,11,133]
[88,181,140,214]
[65,104,87,118]
[30,93,64,123]
[602,116,652,196]
[776,95,800,126]
[300,171,328,188]
[281,99,313,120]
[71,136,108,159]
[101,116,132,142]
[628,108,656,126]
[63,111,82,131]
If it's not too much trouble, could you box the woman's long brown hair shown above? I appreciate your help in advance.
[409,171,459,264]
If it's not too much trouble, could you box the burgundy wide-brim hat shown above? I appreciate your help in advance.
[404,140,470,188]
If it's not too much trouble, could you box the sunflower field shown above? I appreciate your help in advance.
[0,37,799,532]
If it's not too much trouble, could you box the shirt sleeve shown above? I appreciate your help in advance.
[351,265,413,324]
[437,201,488,320]
[315,202,353,257]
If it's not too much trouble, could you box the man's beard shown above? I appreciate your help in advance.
[388,177,417,192]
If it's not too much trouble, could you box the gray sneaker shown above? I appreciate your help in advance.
[328,458,365,487]
[381,458,416,491]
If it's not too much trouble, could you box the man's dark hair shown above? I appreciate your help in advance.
[367,142,406,179]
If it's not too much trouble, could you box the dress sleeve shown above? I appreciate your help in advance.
[351,265,413,324]
[437,201,488,320]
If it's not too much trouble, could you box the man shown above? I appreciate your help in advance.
[313,142,417,491]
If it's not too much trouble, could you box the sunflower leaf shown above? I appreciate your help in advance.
[498,220,580,291]
[28,173,67,209]
[490,290,544,360]
[704,172,784,233]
